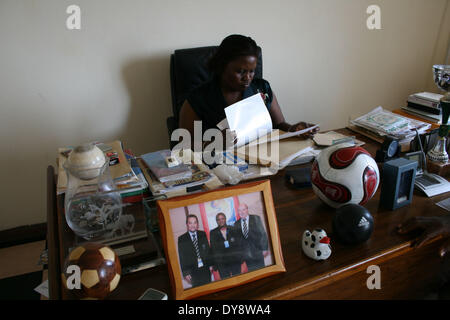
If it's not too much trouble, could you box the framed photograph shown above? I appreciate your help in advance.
[157,179,285,300]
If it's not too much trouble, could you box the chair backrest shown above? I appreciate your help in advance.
[169,45,263,127]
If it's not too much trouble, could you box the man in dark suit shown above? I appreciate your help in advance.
[177,214,213,287]
[234,203,269,272]
[210,212,242,279]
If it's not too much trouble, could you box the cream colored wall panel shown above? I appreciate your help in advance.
[0,0,448,229]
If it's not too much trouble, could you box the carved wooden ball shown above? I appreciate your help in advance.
[62,242,121,299]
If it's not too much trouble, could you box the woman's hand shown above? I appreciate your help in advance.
[397,216,450,257]
[288,121,320,138]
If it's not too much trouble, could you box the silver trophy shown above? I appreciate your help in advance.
[427,65,450,163]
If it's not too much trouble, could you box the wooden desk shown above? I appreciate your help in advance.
[47,129,450,300]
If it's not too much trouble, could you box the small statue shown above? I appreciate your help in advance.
[302,229,332,261]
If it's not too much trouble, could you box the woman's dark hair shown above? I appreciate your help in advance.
[208,34,258,76]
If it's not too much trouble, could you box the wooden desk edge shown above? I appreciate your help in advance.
[47,165,62,300]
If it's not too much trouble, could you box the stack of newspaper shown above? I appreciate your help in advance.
[349,106,431,146]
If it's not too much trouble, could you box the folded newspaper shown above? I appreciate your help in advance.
[350,106,431,140]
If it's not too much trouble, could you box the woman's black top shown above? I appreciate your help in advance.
[186,77,274,133]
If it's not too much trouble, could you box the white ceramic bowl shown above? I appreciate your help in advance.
[66,144,106,180]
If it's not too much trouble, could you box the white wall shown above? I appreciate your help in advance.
[0,0,449,230]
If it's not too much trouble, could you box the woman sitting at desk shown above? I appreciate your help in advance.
[178,34,319,147]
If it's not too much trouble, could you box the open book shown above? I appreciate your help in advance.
[221,93,317,168]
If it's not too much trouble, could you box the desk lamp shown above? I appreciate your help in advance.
[427,65,450,163]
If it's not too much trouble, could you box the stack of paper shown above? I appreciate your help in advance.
[409,92,443,106]
[349,106,431,146]
[401,92,443,124]
[225,94,273,148]
[235,136,315,169]
[138,149,223,198]
[141,150,192,183]
[223,93,318,169]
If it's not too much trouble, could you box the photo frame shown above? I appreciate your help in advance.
[157,179,285,300]
[404,150,425,175]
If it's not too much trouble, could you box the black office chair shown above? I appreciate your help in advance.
[168,46,263,148]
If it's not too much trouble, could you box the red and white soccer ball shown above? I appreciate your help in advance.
[311,143,379,208]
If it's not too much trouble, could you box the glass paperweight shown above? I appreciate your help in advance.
[64,144,122,240]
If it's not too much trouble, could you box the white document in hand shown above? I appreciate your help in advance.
[225,93,273,148]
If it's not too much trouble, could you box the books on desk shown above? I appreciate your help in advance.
[408,92,443,109]
[56,140,142,195]
[401,106,441,124]
[138,149,223,198]
[406,102,441,115]
[399,92,443,124]
[119,149,150,203]
[141,149,192,183]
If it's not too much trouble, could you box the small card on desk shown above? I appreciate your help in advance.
[313,131,364,147]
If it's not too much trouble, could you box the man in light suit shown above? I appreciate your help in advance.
[178,214,213,287]
[234,203,269,272]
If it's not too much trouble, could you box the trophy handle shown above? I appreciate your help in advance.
[441,100,450,126]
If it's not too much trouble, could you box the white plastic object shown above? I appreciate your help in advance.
[302,229,332,261]
[66,143,106,180]
[165,155,180,167]
[213,164,244,185]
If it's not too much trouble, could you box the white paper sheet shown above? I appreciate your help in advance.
[216,118,229,131]
[277,125,320,140]
[253,124,319,146]
[225,93,273,148]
